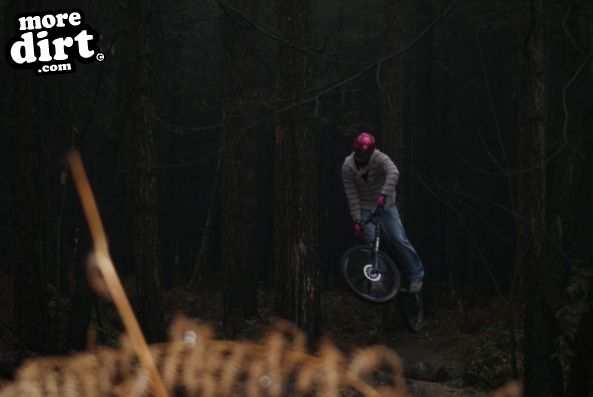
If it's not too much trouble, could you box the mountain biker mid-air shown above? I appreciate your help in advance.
[341,132,424,293]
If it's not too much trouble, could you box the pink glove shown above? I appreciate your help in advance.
[353,223,362,237]
[375,195,386,209]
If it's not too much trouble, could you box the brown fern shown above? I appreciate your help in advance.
[0,315,413,397]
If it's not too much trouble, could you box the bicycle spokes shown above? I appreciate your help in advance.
[341,246,400,303]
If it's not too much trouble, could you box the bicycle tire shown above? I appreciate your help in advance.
[399,292,424,332]
[341,245,400,303]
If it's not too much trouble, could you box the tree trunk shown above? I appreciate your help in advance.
[381,0,404,333]
[518,1,562,396]
[127,0,165,343]
[220,0,260,337]
[6,0,51,353]
[566,307,593,397]
[381,0,405,170]
[66,3,138,350]
[409,0,435,305]
[562,2,593,395]
[273,0,320,339]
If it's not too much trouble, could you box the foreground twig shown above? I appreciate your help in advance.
[66,149,169,397]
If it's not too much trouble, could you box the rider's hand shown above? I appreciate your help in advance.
[353,223,362,237]
[375,194,386,209]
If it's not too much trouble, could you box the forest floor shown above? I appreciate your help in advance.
[164,284,520,397]
[0,272,520,396]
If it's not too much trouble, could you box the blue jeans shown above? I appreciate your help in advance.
[361,204,424,281]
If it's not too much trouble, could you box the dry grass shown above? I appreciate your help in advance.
[0,315,410,397]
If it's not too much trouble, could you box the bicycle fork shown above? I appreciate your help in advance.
[373,223,381,272]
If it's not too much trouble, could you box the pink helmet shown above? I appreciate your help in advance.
[353,132,376,160]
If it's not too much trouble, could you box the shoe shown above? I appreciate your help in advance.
[408,279,423,294]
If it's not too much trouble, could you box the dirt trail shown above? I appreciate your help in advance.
[391,333,485,396]
[324,290,489,396]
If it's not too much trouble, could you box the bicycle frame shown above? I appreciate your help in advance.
[361,210,384,277]
[361,209,402,278]
[372,223,381,271]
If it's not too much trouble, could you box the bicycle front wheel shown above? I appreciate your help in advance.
[341,245,400,303]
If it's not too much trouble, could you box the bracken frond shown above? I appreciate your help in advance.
[0,315,413,397]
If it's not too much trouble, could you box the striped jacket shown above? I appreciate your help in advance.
[341,149,400,223]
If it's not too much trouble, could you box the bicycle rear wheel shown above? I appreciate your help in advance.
[399,292,424,332]
[341,245,400,303]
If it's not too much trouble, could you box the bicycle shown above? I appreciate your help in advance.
[340,209,424,332]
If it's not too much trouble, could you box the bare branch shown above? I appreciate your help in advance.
[151,0,463,169]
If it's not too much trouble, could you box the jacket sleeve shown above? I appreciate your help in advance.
[378,152,400,196]
[341,162,362,223]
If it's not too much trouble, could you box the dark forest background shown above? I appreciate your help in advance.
[0,0,592,396]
